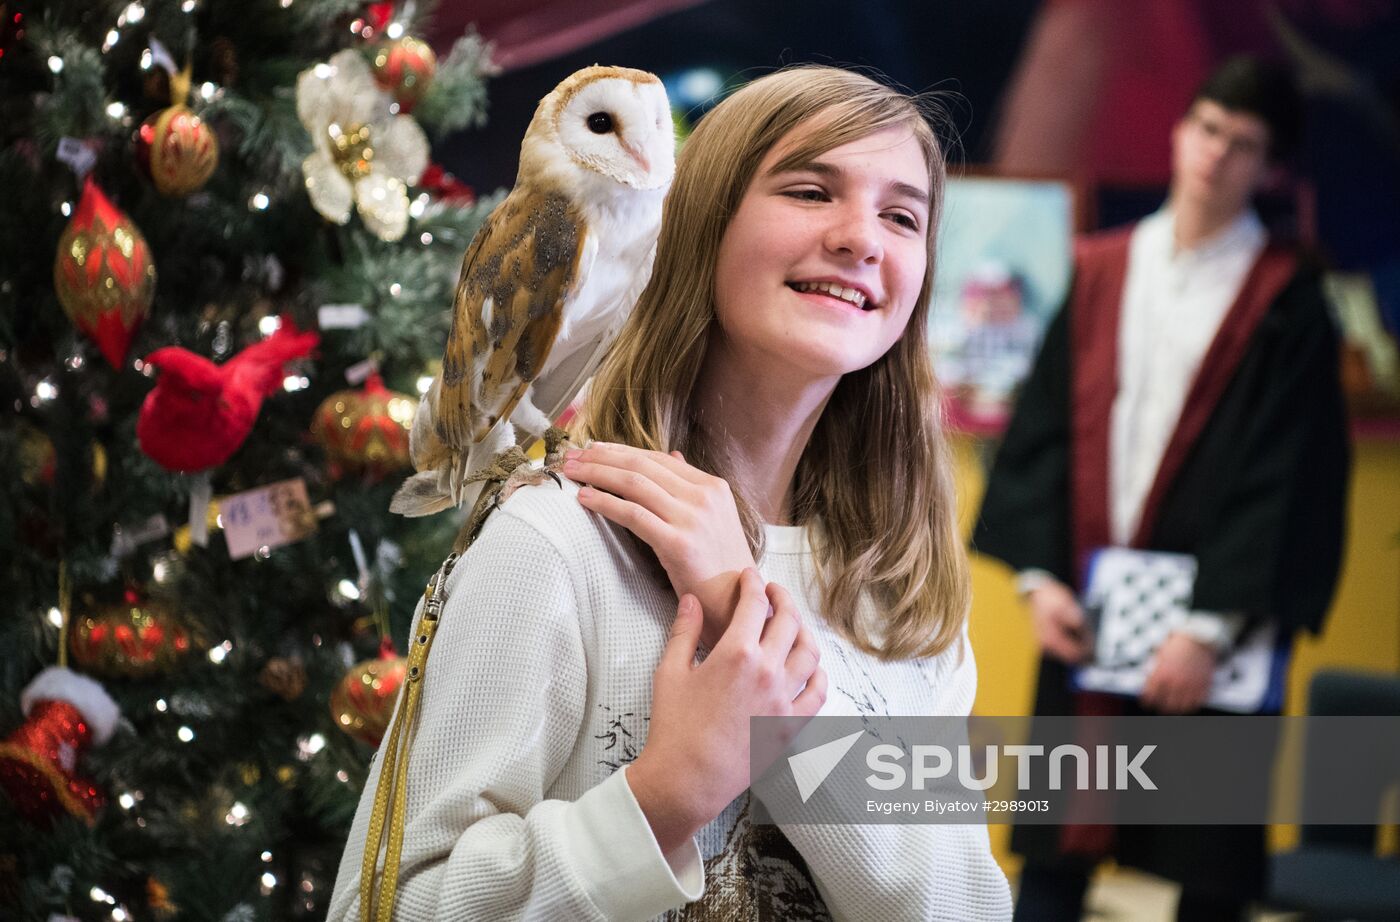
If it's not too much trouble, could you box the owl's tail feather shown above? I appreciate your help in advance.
[389,470,458,517]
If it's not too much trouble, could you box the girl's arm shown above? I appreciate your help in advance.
[326,510,702,922]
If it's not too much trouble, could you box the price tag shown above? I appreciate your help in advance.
[56,137,97,179]
[111,514,171,557]
[344,356,377,384]
[318,304,371,329]
[220,478,317,560]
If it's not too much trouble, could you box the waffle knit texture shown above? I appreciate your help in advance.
[328,478,1012,921]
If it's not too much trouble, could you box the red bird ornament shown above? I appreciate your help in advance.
[137,320,319,473]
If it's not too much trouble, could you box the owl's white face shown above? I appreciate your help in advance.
[554,77,675,191]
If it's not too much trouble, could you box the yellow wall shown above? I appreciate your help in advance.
[957,433,1400,876]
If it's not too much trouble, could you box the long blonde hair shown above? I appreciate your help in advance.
[579,65,968,661]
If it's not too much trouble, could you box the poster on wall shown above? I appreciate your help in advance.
[929,175,1077,435]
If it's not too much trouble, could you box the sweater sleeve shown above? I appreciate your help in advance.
[753,627,1014,921]
[326,509,703,922]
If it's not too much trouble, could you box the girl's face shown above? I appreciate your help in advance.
[712,124,931,381]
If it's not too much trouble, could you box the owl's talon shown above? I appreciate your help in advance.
[547,470,563,488]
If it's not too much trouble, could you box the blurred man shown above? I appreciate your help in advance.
[974,56,1350,922]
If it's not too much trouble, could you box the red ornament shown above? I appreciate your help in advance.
[329,641,405,747]
[312,372,416,480]
[53,176,156,370]
[135,105,219,196]
[419,163,475,206]
[366,2,396,33]
[69,591,194,679]
[0,5,24,63]
[0,667,118,826]
[137,318,319,473]
[370,35,436,112]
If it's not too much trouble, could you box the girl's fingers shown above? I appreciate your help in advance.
[589,440,709,486]
[564,457,684,523]
[719,568,772,647]
[576,486,671,550]
[760,583,801,656]
[568,443,698,500]
[792,666,828,717]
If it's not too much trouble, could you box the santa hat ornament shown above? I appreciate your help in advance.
[0,666,119,826]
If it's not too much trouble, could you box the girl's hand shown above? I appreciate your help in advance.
[563,441,755,649]
[627,571,827,854]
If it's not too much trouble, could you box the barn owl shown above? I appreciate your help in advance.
[390,65,675,519]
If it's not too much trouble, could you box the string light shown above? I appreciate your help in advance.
[386,22,404,39]
[140,48,152,70]
[181,0,196,11]
[336,578,361,601]
[226,801,251,826]
[177,725,194,742]
[91,886,115,904]
[106,101,127,120]
[388,282,402,297]
[123,3,145,24]
[47,607,63,628]
[416,376,433,394]
[118,792,136,809]
[47,55,63,74]
[155,697,168,712]
[35,379,58,401]
[409,193,430,218]
[261,850,273,862]
[249,191,270,211]
[208,639,233,664]
[296,733,327,760]
[258,315,282,336]
[283,375,310,392]
[314,63,333,79]
[102,29,119,52]
[261,872,278,894]
[420,232,433,245]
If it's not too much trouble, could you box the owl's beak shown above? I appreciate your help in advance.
[620,139,651,176]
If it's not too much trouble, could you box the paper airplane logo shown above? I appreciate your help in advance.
[788,730,864,803]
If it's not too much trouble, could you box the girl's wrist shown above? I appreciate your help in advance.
[626,753,708,855]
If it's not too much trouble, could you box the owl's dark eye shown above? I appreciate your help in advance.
[586,112,614,134]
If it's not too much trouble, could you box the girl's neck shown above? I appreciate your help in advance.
[693,339,837,525]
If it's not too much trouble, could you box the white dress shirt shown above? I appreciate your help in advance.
[1019,207,1263,655]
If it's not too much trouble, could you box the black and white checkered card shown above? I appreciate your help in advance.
[1071,548,1287,713]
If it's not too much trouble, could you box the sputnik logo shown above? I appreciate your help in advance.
[788,731,864,803]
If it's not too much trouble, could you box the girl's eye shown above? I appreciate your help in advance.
[885,212,919,231]
[783,188,828,202]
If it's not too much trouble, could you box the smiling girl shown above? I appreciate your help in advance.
[330,65,1012,921]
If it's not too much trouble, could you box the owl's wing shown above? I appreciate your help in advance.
[532,239,655,424]
[434,187,592,451]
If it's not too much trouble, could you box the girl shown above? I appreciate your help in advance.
[330,65,1012,921]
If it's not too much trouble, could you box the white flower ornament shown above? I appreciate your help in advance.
[297,49,429,241]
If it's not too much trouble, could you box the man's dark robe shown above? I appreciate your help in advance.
[972,225,1351,898]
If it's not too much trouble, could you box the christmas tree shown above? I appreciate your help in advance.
[0,1,499,917]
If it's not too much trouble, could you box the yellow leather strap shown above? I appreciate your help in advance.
[360,552,458,922]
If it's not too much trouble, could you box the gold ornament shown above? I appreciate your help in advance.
[135,62,219,196]
[17,423,107,490]
[329,122,375,181]
[370,36,437,112]
[312,372,416,480]
[259,657,307,702]
[329,652,405,746]
[68,592,194,679]
[136,105,219,196]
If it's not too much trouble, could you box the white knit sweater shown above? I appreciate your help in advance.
[328,478,1012,921]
